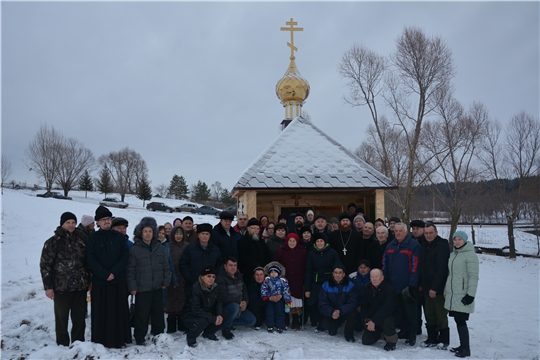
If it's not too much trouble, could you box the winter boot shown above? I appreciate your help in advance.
[292,314,300,331]
[166,314,177,333]
[384,334,398,351]
[455,325,470,357]
[438,327,450,350]
[421,324,438,347]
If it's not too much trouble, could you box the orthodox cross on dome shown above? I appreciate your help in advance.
[280,18,303,60]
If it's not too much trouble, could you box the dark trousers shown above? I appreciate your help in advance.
[265,299,285,328]
[310,302,323,328]
[424,294,448,330]
[394,292,417,335]
[354,308,366,332]
[54,290,87,346]
[133,289,165,343]
[182,316,221,341]
[321,311,356,337]
[362,316,396,345]
[249,305,266,327]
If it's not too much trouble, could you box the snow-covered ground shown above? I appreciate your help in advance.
[1,188,539,359]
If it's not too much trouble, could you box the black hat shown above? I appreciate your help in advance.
[347,203,356,209]
[410,220,426,228]
[275,223,287,232]
[111,217,128,228]
[183,216,194,222]
[374,218,385,224]
[268,264,282,276]
[339,212,352,222]
[329,217,339,224]
[94,205,113,221]
[294,213,305,220]
[300,225,312,234]
[247,218,260,227]
[60,212,77,225]
[201,265,216,276]
[333,262,346,272]
[388,216,401,223]
[313,232,328,243]
[197,223,213,234]
[357,207,365,214]
[220,211,235,221]
[313,214,326,221]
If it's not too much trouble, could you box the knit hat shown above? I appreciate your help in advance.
[247,218,260,227]
[388,216,401,223]
[60,212,77,225]
[197,223,213,234]
[313,232,328,243]
[134,217,158,239]
[286,233,299,242]
[306,210,314,216]
[313,214,326,221]
[111,217,128,228]
[275,223,287,232]
[452,230,468,242]
[410,219,426,228]
[94,205,113,221]
[201,265,216,276]
[268,265,282,276]
[329,217,339,224]
[353,215,365,223]
[253,266,264,274]
[220,211,235,221]
[339,212,352,222]
[300,225,312,235]
[333,262,346,272]
[81,215,94,227]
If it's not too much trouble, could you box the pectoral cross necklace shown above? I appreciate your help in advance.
[340,230,352,256]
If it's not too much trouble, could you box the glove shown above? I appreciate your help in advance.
[461,294,475,306]
[285,302,291,313]
[408,286,419,302]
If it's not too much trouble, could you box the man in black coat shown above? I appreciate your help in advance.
[361,269,398,351]
[410,219,427,335]
[329,213,363,275]
[419,223,450,348]
[237,218,271,284]
[360,222,382,269]
[211,211,239,262]
[179,223,222,292]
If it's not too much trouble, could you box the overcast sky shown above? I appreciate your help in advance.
[2,1,539,192]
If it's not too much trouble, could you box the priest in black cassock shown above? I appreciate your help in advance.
[329,212,363,275]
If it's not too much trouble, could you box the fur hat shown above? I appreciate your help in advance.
[197,223,213,234]
[286,233,299,242]
[247,218,260,227]
[94,205,112,221]
[81,215,94,227]
[339,212,352,222]
[220,211,235,221]
[201,265,216,276]
[111,217,128,228]
[133,217,158,239]
[453,230,468,242]
[388,216,401,223]
[410,219,426,228]
[60,212,77,226]
[313,232,328,243]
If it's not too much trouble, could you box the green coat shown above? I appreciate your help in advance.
[444,241,479,314]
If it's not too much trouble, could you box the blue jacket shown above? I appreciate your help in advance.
[260,276,291,303]
[179,241,222,287]
[318,275,358,318]
[349,270,371,306]
[382,234,421,294]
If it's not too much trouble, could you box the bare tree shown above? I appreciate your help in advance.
[341,27,455,224]
[99,148,148,202]
[25,124,64,193]
[56,137,95,196]
[479,112,540,258]
[210,181,223,202]
[423,97,488,246]
[154,183,169,198]
[1,155,13,194]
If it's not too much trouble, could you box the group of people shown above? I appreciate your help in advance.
[39,202,479,357]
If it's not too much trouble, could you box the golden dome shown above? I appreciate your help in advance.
[276,57,310,102]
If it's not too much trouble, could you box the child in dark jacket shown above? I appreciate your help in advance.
[349,259,371,332]
[260,261,291,333]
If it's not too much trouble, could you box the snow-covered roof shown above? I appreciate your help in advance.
[233,116,397,190]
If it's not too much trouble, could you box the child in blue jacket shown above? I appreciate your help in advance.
[261,261,291,333]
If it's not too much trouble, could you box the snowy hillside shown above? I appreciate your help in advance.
[1,188,538,359]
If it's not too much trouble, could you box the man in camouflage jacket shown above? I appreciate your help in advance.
[40,212,92,346]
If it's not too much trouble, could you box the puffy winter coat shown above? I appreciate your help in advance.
[179,241,223,287]
[237,233,271,281]
[40,227,91,293]
[444,241,479,314]
[216,270,249,305]
[349,270,371,306]
[318,275,358,318]
[87,229,129,285]
[211,222,239,261]
[361,279,395,326]
[419,236,450,295]
[266,235,286,259]
[382,234,421,294]
[126,238,172,293]
[182,276,223,324]
[274,244,307,299]
[260,276,292,303]
[304,244,340,305]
